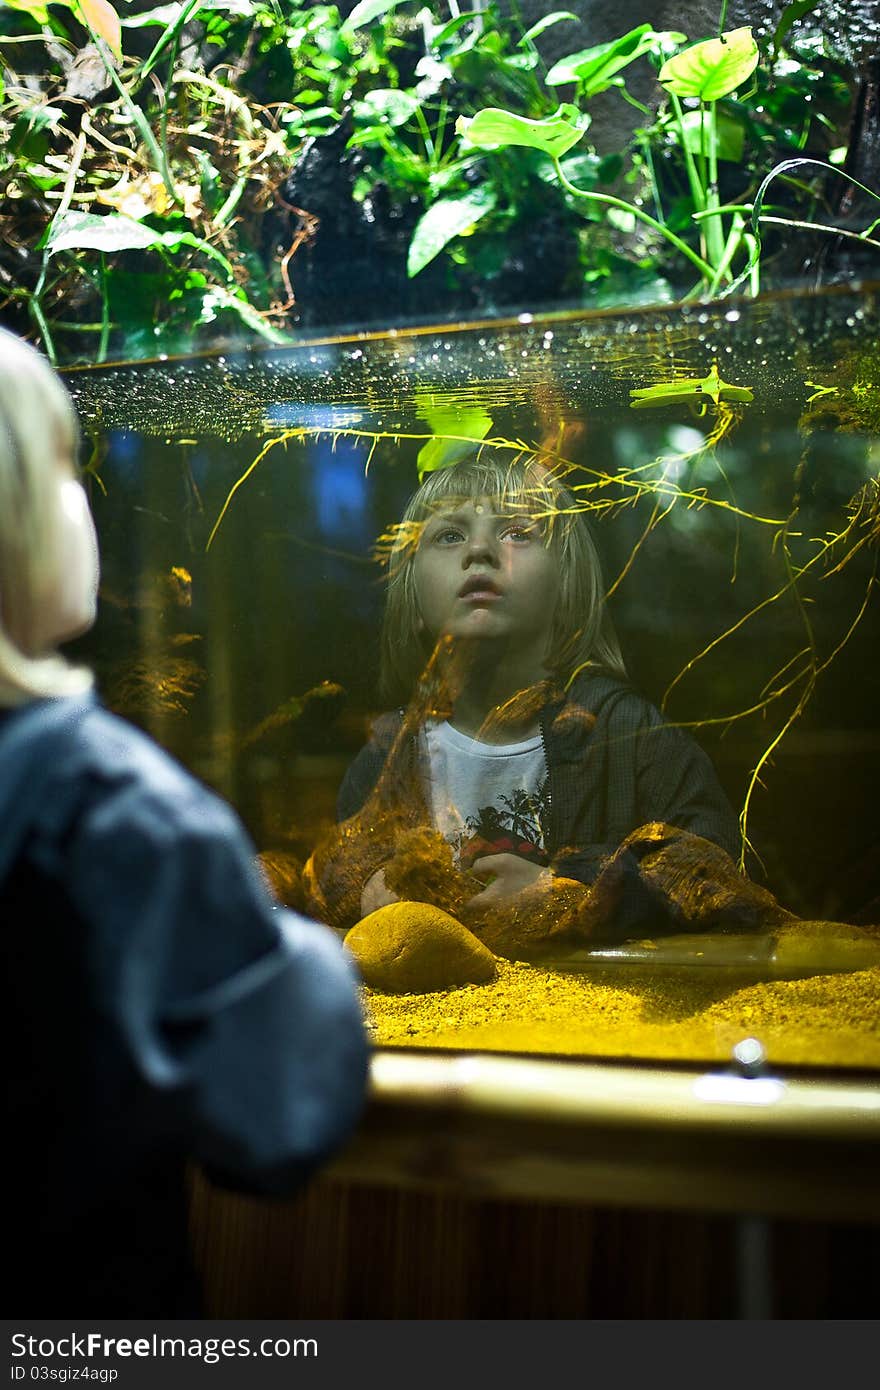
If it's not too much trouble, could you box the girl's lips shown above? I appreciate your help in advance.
[458,576,502,598]
[459,588,502,603]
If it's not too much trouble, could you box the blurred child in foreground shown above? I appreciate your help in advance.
[0,327,369,1315]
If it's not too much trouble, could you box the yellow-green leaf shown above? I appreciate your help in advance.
[416,405,492,479]
[629,363,753,408]
[658,28,759,102]
[456,105,586,159]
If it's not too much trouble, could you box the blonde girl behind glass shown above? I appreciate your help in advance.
[378,449,628,708]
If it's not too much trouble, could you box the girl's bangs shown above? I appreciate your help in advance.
[415,455,568,527]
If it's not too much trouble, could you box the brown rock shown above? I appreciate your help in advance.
[345,901,498,993]
[466,875,591,960]
[576,822,792,942]
[257,849,307,912]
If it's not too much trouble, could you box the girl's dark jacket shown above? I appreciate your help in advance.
[2,693,368,1317]
[337,671,740,884]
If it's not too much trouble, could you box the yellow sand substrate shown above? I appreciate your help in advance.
[363,961,880,1068]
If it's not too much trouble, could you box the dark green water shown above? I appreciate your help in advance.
[64,284,879,941]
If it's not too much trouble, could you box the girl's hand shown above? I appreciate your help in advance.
[360,867,399,918]
[463,854,552,908]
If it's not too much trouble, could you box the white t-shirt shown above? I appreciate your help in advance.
[421,720,550,867]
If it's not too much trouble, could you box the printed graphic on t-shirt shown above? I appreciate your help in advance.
[455,785,550,870]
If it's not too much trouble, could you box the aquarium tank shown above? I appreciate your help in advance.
[62,284,880,1071]
[3,0,879,1074]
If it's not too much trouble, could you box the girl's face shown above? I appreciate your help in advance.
[34,457,100,652]
[412,495,560,660]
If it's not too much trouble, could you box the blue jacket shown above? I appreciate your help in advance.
[2,694,369,1315]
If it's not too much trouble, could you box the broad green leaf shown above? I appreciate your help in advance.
[659,28,759,102]
[607,206,635,233]
[545,26,686,95]
[346,124,395,150]
[416,405,492,479]
[46,211,162,254]
[341,0,403,35]
[676,109,745,162]
[537,150,601,187]
[456,105,586,159]
[290,88,326,107]
[407,185,497,277]
[427,159,475,196]
[9,0,124,55]
[76,0,123,58]
[629,363,753,409]
[283,106,343,131]
[353,89,419,127]
[414,54,453,92]
[44,211,238,280]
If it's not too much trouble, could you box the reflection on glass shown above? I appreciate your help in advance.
[66,288,880,1070]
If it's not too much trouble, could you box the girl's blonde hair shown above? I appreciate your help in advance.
[0,327,94,705]
[379,449,626,703]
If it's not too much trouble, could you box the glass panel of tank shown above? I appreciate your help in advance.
[64,285,880,1070]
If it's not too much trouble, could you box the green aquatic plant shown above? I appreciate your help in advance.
[413,394,493,480]
[798,345,880,442]
[629,362,754,413]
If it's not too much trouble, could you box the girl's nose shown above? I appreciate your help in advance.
[463,527,499,567]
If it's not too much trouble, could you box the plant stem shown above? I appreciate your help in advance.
[669,93,706,212]
[707,211,745,295]
[30,124,88,361]
[216,174,249,227]
[414,103,436,165]
[84,28,180,205]
[639,133,664,223]
[757,215,880,249]
[29,290,56,364]
[702,101,726,274]
[133,0,205,95]
[744,231,760,294]
[97,254,110,362]
[718,0,729,36]
[551,156,715,283]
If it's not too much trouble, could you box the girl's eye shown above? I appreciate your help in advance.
[434,527,464,544]
[501,524,534,542]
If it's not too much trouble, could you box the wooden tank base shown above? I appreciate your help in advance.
[188,1050,880,1318]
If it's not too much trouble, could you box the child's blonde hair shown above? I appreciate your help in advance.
[379,449,626,703]
[0,327,93,705]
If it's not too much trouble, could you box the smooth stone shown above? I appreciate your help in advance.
[345,901,498,994]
